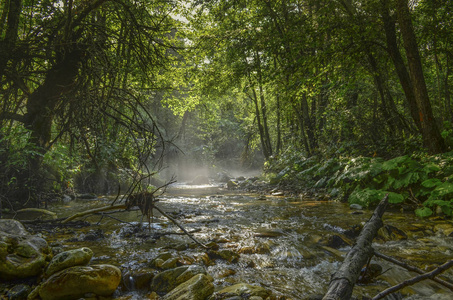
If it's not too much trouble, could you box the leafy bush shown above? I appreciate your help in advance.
[267,149,453,218]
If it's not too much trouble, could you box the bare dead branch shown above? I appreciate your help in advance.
[372,260,453,300]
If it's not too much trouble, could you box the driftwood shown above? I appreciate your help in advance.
[323,195,389,300]
[60,184,209,249]
[62,204,127,224]
[374,251,453,291]
[371,260,453,300]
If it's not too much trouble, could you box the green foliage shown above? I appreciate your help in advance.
[268,148,453,218]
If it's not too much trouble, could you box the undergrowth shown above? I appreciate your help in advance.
[265,149,453,218]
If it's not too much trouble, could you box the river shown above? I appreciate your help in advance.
[37,182,453,299]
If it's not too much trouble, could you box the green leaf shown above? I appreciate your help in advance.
[387,192,404,204]
[415,207,433,218]
[421,178,442,188]
[382,155,409,171]
[433,182,453,197]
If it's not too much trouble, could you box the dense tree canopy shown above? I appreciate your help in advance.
[1,0,453,210]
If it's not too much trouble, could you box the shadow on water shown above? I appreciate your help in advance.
[38,183,453,299]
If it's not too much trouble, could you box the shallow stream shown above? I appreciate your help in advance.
[34,183,453,299]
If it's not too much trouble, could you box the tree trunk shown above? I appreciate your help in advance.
[24,49,83,150]
[395,0,446,154]
[380,0,421,131]
[323,195,389,300]
[0,0,22,78]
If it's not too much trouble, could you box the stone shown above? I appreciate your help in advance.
[163,274,214,300]
[214,283,271,299]
[151,265,207,294]
[45,247,93,277]
[0,219,29,236]
[0,221,50,280]
[15,208,57,221]
[207,249,240,263]
[6,284,31,300]
[377,224,407,241]
[349,203,363,210]
[38,264,121,300]
[226,180,238,189]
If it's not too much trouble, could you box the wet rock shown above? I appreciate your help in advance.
[349,203,363,210]
[377,225,407,241]
[6,284,31,300]
[320,234,351,249]
[15,208,57,221]
[254,228,284,238]
[217,172,231,183]
[150,265,207,294]
[122,270,154,291]
[45,247,93,277]
[38,264,121,300]
[163,273,214,300]
[207,249,240,263]
[161,257,179,270]
[0,220,50,280]
[434,223,453,237]
[0,219,29,236]
[226,180,238,189]
[213,283,271,299]
[82,229,105,241]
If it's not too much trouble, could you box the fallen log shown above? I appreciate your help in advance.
[61,204,127,224]
[374,251,453,291]
[371,260,453,300]
[323,195,389,300]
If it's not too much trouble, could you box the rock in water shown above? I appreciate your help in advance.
[214,283,271,299]
[0,219,50,280]
[151,265,207,294]
[38,264,121,300]
[45,247,93,277]
[163,274,214,300]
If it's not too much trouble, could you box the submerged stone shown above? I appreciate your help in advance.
[38,264,121,300]
[163,273,214,300]
[45,247,93,277]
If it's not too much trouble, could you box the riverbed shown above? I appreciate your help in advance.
[30,183,453,299]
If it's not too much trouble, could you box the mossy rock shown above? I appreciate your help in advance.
[38,264,121,300]
[0,222,50,280]
[151,265,206,294]
[45,247,93,277]
[163,273,214,300]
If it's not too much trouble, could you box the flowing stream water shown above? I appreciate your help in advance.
[37,183,453,299]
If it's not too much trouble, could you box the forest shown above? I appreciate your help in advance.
[1,0,453,299]
[2,0,453,216]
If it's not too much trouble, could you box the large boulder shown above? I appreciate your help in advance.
[0,219,50,280]
[38,264,121,300]
[151,265,207,294]
[0,219,29,236]
[45,247,93,277]
[163,273,214,300]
